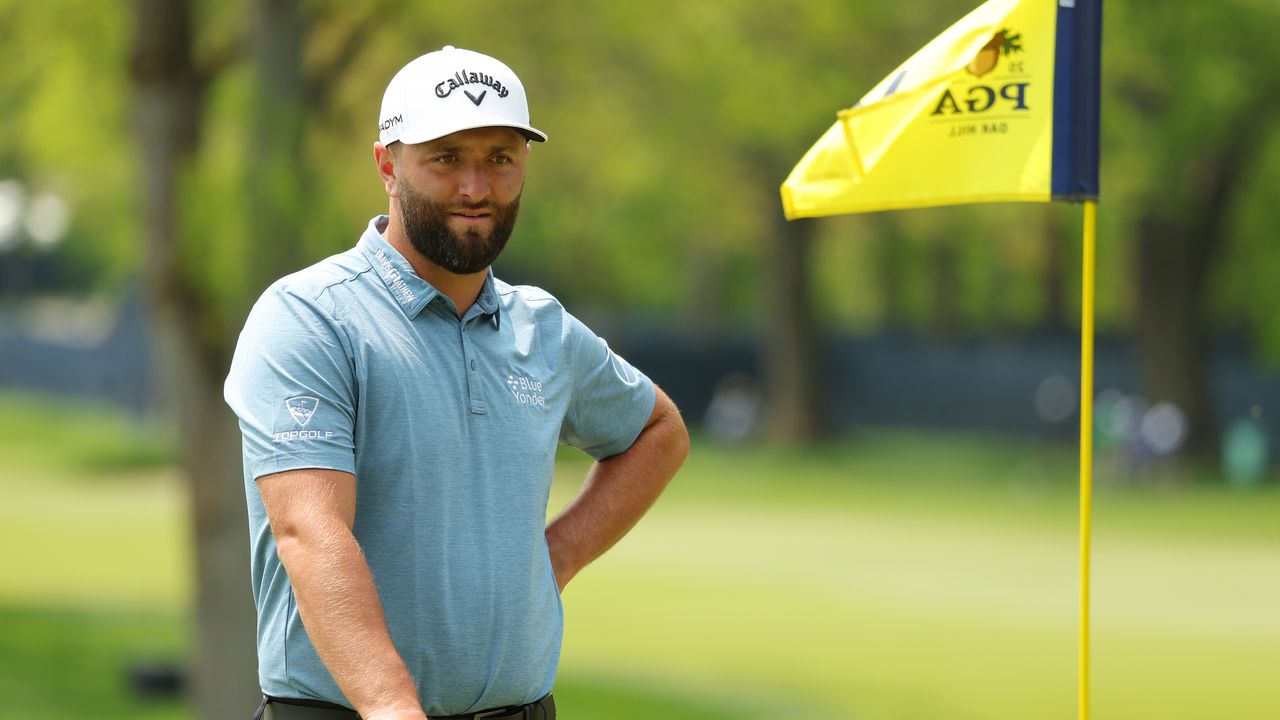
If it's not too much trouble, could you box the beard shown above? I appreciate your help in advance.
[396,179,521,275]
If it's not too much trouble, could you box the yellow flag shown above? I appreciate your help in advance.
[782,0,1100,219]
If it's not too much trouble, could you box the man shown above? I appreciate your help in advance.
[224,46,689,720]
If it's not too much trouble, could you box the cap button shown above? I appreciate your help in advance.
[443,45,456,51]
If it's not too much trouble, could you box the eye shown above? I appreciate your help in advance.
[491,154,513,165]
[432,154,458,164]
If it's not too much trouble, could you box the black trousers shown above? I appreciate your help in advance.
[254,693,556,720]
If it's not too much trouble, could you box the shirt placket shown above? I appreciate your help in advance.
[459,317,486,415]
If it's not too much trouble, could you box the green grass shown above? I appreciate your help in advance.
[555,433,1280,719]
[0,605,186,720]
[4,391,1279,719]
[0,391,175,478]
[0,604,739,720]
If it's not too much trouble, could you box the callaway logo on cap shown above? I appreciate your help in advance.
[378,46,548,146]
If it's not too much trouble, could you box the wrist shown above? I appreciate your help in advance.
[362,708,427,720]
[359,692,426,720]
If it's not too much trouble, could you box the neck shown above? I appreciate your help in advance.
[381,212,487,317]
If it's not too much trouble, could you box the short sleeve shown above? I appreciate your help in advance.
[224,283,358,480]
[558,315,656,460]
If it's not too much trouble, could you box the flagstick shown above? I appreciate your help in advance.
[1078,199,1097,720]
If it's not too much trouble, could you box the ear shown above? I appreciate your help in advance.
[373,142,398,197]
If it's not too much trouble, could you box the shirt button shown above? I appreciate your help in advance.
[470,359,477,371]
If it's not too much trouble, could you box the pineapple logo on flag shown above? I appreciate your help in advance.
[285,396,320,427]
[967,28,1023,77]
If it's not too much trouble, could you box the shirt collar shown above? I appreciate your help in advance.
[471,274,503,330]
[357,215,502,327]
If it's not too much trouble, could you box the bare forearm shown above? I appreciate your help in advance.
[546,394,689,588]
[276,524,426,719]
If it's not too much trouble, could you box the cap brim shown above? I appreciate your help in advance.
[398,121,547,145]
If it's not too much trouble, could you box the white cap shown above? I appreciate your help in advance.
[378,46,547,146]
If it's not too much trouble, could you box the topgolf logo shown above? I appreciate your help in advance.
[285,396,319,426]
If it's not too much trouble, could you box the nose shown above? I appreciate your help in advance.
[455,162,491,203]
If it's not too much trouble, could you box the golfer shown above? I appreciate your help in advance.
[225,45,689,720]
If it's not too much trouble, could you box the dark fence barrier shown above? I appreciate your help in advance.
[3,296,1279,456]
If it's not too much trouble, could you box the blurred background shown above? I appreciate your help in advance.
[2,0,1278,718]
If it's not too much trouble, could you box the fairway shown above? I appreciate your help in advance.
[2,393,1278,719]
[553,443,1280,720]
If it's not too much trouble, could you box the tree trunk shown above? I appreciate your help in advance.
[251,0,308,284]
[130,0,259,716]
[873,216,910,330]
[1134,99,1277,458]
[928,237,959,339]
[1042,207,1069,334]
[1135,213,1216,456]
[684,234,724,339]
[163,318,260,718]
[761,212,823,442]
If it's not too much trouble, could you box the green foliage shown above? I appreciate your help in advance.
[1211,122,1280,357]
[1104,0,1280,355]
[0,0,138,291]
[3,0,1280,351]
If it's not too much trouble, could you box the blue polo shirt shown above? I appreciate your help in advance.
[223,215,656,715]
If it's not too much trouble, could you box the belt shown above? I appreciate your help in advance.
[256,693,555,720]
[436,694,555,720]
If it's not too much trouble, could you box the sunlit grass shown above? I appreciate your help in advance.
[0,391,187,608]
[0,392,175,477]
[553,434,1280,720]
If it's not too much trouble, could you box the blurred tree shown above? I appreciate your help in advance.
[129,0,386,713]
[1106,0,1280,455]
[129,0,259,715]
[8,1,1280,590]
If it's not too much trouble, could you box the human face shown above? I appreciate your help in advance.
[392,127,528,275]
